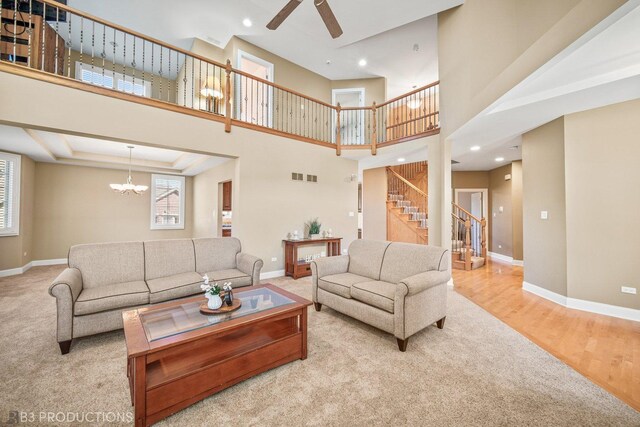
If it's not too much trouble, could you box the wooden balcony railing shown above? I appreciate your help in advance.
[0,0,439,155]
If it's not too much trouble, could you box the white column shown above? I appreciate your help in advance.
[427,136,452,250]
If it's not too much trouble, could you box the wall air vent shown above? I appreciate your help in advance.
[292,172,304,181]
[307,174,318,183]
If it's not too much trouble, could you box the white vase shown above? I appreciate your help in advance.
[206,294,223,310]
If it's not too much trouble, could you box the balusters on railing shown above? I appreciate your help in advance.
[451,202,486,269]
[0,0,437,152]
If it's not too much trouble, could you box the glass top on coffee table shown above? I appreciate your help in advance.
[140,287,295,342]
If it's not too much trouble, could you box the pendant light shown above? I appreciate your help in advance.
[109,146,148,194]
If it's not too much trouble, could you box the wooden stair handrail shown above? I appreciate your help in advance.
[452,202,482,223]
[386,167,427,197]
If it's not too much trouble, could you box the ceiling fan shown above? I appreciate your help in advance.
[267,0,343,39]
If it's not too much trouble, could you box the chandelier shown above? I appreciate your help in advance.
[109,146,149,194]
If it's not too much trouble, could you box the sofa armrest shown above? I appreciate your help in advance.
[398,270,450,296]
[48,268,83,343]
[48,267,83,301]
[236,252,264,285]
[311,255,349,279]
[310,255,349,302]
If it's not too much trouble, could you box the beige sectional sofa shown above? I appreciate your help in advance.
[311,240,450,351]
[49,237,263,354]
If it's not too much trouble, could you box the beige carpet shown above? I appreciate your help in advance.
[1,266,639,426]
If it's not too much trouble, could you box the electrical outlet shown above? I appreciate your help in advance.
[271,257,277,262]
[621,286,637,295]
[540,211,548,220]
[349,211,355,217]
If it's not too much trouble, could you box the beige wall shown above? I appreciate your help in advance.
[511,161,523,261]
[193,159,237,238]
[0,154,35,270]
[452,166,523,258]
[362,167,387,241]
[437,0,624,139]
[32,163,194,260]
[452,171,490,190]
[522,117,567,296]
[489,164,513,257]
[331,78,387,106]
[564,100,640,310]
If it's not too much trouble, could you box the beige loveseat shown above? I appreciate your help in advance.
[48,237,263,354]
[311,240,450,351]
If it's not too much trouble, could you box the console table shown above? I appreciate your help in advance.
[283,237,342,279]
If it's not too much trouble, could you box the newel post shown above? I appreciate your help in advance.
[224,59,232,133]
[371,102,377,156]
[481,218,487,259]
[464,219,472,271]
[335,103,342,156]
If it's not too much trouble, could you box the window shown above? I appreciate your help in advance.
[0,152,21,236]
[150,174,185,230]
[76,62,150,97]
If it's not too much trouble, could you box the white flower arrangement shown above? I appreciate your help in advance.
[201,275,222,296]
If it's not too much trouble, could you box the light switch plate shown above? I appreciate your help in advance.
[271,257,277,262]
[349,212,355,217]
[540,211,548,220]
[621,286,637,295]
[499,206,504,213]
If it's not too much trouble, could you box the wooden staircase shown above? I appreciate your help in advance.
[451,203,487,270]
[386,162,428,245]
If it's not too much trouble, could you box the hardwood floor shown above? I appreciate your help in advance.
[452,259,640,412]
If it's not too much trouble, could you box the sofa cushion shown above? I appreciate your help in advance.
[75,280,149,315]
[318,272,370,299]
[347,240,391,280]
[146,272,203,304]
[69,242,144,289]
[379,243,448,284]
[193,237,241,273]
[144,239,196,281]
[351,280,396,313]
[206,269,252,288]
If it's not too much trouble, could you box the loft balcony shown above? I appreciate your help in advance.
[0,0,439,156]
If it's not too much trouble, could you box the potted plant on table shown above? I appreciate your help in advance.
[201,275,223,310]
[306,218,322,239]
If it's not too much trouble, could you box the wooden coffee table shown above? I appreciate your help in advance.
[123,284,312,426]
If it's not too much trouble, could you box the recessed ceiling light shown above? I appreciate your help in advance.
[470,146,481,151]
[495,157,505,162]
[397,157,406,162]
[242,18,252,27]
[358,59,367,67]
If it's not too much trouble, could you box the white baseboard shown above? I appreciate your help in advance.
[0,258,67,278]
[33,258,67,267]
[523,280,639,322]
[523,281,568,306]
[260,269,285,280]
[488,252,523,267]
[488,251,513,264]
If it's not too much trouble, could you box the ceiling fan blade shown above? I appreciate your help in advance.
[314,0,343,39]
[267,0,303,30]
